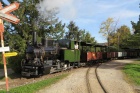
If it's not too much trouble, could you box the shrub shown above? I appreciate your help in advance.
[8,54,25,74]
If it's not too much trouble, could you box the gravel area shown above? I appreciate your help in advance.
[0,59,139,93]
[38,59,139,93]
[38,68,89,93]
[98,59,138,93]
[38,67,105,93]
[88,67,104,93]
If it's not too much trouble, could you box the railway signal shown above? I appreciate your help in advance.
[0,2,20,24]
[0,2,20,92]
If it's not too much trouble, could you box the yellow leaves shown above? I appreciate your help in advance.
[99,17,116,44]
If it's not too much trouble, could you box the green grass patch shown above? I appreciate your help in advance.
[0,73,69,93]
[123,61,140,85]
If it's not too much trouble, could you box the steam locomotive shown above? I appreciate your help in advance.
[21,32,139,77]
[21,32,80,77]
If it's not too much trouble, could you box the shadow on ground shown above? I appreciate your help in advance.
[98,58,140,70]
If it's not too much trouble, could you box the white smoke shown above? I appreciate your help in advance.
[36,0,77,20]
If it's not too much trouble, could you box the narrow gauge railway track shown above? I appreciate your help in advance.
[86,67,92,93]
[86,63,108,93]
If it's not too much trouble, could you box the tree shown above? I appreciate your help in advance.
[110,25,131,50]
[99,18,118,46]
[131,19,140,34]
[45,21,65,39]
[129,15,140,48]
[83,32,96,44]
[2,0,65,73]
[2,0,65,53]
[65,21,79,41]
[65,21,96,44]
[78,29,86,41]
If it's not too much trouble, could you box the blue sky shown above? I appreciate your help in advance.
[4,0,140,43]
[36,0,140,43]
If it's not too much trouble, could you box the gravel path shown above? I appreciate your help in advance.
[37,66,105,93]
[0,59,137,93]
[98,59,137,93]
[37,59,139,93]
[38,68,89,93]
[88,67,104,93]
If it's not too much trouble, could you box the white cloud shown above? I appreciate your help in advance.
[36,0,139,21]
[110,9,139,19]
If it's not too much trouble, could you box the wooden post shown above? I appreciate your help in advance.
[0,2,20,92]
[0,3,9,92]
[0,32,9,92]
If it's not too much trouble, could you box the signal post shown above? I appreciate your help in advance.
[0,2,20,92]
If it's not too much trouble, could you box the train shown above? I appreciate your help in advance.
[21,32,140,77]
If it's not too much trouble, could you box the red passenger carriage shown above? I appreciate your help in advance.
[80,42,93,63]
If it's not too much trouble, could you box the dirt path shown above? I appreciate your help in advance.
[38,59,138,93]
[98,59,138,93]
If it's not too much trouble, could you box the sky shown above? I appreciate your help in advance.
[35,0,140,43]
[4,0,140,43]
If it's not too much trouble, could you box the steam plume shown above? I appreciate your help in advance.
[36,0,77,20]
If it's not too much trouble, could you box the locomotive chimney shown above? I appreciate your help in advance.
[33,31,37,46]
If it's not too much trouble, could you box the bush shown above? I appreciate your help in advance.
[8,54,25,74]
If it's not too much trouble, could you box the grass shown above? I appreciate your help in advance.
[123,60,140,85]
[0,73,69,93]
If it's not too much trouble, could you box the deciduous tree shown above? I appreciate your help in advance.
[110,25,131,50]
[99,18,118,46]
